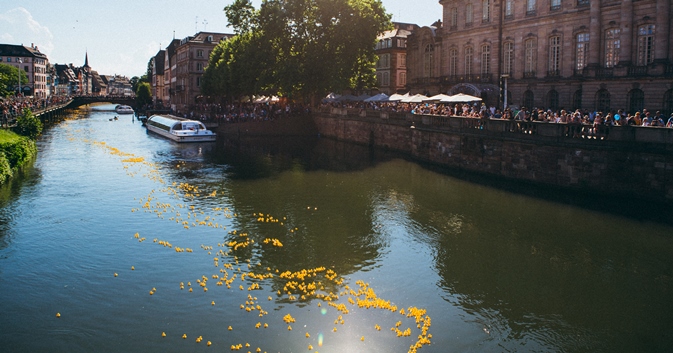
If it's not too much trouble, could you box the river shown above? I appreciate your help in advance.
[0,104,672,353]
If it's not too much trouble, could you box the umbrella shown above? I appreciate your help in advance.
[400,94,428,103]
[388,92,409,102]
[422,94,452,102]
[355,94,372,101]
[364,93,389,102]
[440,93,483,103]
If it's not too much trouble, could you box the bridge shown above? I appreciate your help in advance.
[68,96,137,109]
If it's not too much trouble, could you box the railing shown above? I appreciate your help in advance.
[323,109,673,145]
[628,66,648,77]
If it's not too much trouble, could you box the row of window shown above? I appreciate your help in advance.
[0,57,44,64]
[450,0,589,27]
[431,25,655,78]
[375,38,407,50]
[518,88,673,114]
[377,54,407,69]
[376,71,407,87]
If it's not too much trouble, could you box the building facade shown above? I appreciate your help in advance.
[375,22,419,95]
[170,32,233,114]
[407,0,673,114]
[0,43,50,97]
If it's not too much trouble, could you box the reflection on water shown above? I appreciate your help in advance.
[0,106,672,353]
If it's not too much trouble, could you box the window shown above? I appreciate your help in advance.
[449,48,458,76]
[503,42,514,75]
[382,72,390,86]
[605,28,620,68]
[397,39,407,48]
[197,63,203,71]
[628,89,644,113]
[596,89,611,112]
[524,38,536,75]
[197,49,204,58]
[399,72,407,86]
[551,0,561,10]
[399,54,406,68]
[577,0,589,6]
[547,90,559,110]
[526,0,536,14]
[505,0,514,17]
[482,0,491,22]
[451,8,458,27]
[466,3,473,24]
[549,36,561,74]
[576,33,589,70]
[637,25,655,66]
[464,46,473,76]
[7,57,10,62]
[424,45,434,77]
[481,44,491,75]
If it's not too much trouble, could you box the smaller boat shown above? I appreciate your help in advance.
[145,114,216,142]
[115,105,134,114]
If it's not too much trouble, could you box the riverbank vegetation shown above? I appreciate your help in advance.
[0,109,40,184]
[202,0,391,104]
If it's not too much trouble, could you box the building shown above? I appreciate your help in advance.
[150,49,166,105]
[170,32,233,114]
[375,22,419,95]
[163,39,180,109]
[53,64,78,96]
[407,0,673,114]
[0,43,50,97]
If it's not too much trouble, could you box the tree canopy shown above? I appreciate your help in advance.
[202,0,391,103]
[135,82,152,108]
[0,63,28,97]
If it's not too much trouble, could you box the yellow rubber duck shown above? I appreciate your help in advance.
[56,313,61,318]
[162,332,166,337]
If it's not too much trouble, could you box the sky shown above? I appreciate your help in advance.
[0,0,443,78]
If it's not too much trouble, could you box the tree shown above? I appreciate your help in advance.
[135,82,152,108]
[14,108,42,139]
[212,0,392,104]
[0,63,28,97]
[130,74,148,94]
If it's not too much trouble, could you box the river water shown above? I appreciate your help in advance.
[0,105,672,353]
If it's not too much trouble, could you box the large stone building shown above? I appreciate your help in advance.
[375,22,419,95]
[407,0,673,114]
[164,32,233,114]
[0,43,50,98]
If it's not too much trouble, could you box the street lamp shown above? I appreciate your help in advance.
[500,74,509,111]
[16,58,23,97]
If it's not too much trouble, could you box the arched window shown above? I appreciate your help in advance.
[449,48,458,76]
[481,44,491,75]
[628,89,645,113]
[503,42,514,75]
[605,28,621,68]
[466,3,473,24]
[523,90,534,109]
[424,44,434,77]
[524,38,536,77]
[573,89,582,110]
[464,46,473,76]
[482,0,491,22]
[548,36,561,76]
[547,90,559,111]
[637,25,655,66]
[576,33,590,71]
[663,89,673,116]
[505,0,514,17]
[595,89,610,112]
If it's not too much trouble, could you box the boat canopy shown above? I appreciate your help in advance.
[147,115,182,131]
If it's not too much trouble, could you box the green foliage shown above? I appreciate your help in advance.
[130,75,149,93]
[0,129,37,184]
[0,63,27,97]
[206,0,392,103]
[14,108,43,140]
[136,82,152,107]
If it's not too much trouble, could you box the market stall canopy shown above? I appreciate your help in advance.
[364,93,389,102]
[388,92,409,101]
[422,94,452,102]
[323,93,341,102]
[440,93,483,103]
[400,94,428,103]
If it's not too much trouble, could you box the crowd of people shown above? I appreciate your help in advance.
[144,101,312,123]
[322,100,673,128]
[1,95,72,127]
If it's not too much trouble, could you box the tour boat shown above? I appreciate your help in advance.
[145,114,216,142]
[115,105,134,114]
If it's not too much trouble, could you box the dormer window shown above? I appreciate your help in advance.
[207,35,213,42]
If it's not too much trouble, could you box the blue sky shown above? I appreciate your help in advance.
[0,0,442,78]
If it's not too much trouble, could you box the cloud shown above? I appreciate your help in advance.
[0,7,54,55]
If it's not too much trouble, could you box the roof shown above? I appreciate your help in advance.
[0,44,48,59]
[154,50,166,73]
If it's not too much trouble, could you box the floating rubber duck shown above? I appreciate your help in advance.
[182,334,187,339]
[56,313,61,318]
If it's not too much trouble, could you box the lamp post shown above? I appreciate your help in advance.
[500,74,509,111]
[16,58,23,97]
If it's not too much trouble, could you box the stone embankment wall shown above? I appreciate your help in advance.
[314,108,673,202]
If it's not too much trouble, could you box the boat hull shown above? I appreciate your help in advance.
[146,124,216,143]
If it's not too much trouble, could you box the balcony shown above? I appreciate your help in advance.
[628,66,648,77]
[523,71,536,79]
[596,68,614,78]
[546,70,560,78]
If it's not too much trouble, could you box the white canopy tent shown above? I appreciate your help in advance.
[422,94,452,102]
[388,92,409,102]
[440,93,483,103]
[364,93,389,102]
[400,94,428,103]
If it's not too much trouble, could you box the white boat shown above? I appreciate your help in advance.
[145,114,216,142]
[115,105,134,114]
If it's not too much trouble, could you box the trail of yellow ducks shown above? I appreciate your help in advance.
[74,135,432,353]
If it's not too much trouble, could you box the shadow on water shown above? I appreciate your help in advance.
[0,160,39,253]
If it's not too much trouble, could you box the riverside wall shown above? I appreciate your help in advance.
[314,108,673,203]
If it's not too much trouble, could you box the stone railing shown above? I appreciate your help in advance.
[324,108,673,145]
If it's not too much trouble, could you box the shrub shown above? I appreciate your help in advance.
[0,152,12,185]
[14,108,43,140]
